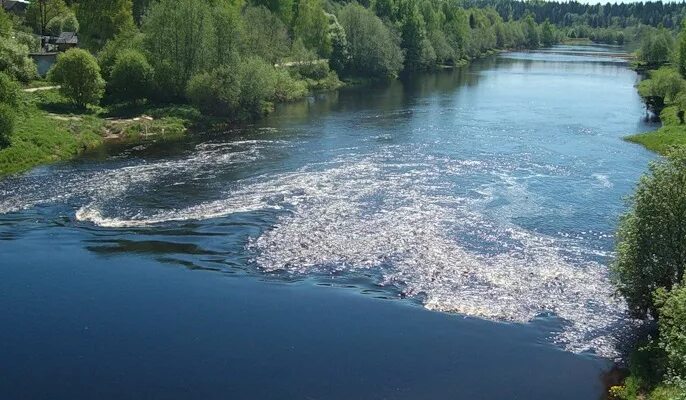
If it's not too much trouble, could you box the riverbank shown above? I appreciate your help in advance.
[626,106,686,154]
[0,88,197,177]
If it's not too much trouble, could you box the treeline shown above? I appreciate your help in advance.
[608,18,686,400]
[466,0,686,30]
[0,0,564,130]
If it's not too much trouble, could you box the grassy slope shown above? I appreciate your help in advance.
[626,106,686,154]
[0,90,196,177]
[0,91,103,176]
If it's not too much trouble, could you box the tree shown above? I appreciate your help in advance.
[541,20,555,47]
[639,28,675,67]
[292,0,331,57]
[522,14,540,48]
[655,285,686,382]
[0,8,11,38]
[25,0,68,35]
[399,2,434,71]
[0,36,38,82]
[187,57,276,120]
[338,3,404,78]
[77,0,134,50]
[637,67,686,115]
[108,49,154,103]
[327,13,350,74]
[241,6,291,65]
[613,148,686,318]
[97,28,144,80]
[142,0,212,98]
[250,0,294,26]
[678,24,686,78]
[48,48,105,108]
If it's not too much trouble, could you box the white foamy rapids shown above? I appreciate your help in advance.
[0,140,277,215]
[238,155,631,358]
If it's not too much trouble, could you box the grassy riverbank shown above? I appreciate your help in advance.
[0,88,197,177]
[626,106,686,154]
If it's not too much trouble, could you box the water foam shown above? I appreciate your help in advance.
[0,141,633,357]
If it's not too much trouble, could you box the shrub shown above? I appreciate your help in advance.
[108,49,154,103]
[656,286,686,382]
[237,57,277,118]
[0,36,38,82]
[273,69,308,102]
[48,48,105,108]
[0,103,15,148]
[187,57,277,119]
[187,67,241,117]
[0,72,19,106]
[97,29,144,80]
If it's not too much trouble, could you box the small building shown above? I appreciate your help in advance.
[54,32,78,52]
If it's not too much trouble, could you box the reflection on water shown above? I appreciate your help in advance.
[0,45,657,358]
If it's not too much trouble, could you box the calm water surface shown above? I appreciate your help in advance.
[0,45,657,399]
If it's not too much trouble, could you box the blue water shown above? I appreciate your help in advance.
[0,45,657,399]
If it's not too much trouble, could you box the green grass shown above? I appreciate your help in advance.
[0,92,103,177]
[626,107,686,155]
[0,90,199,177]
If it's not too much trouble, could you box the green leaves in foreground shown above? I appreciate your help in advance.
[613,148,686,319]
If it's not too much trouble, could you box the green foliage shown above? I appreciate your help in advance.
[522,14,540,48]
[77,0,134,50]
[97,28,144,80]
[48,49,105,108]
[187,57,277,120]
[251,0,294,26]
[338,3,404,78]
[0,72,20,107]
[0,9,12,37]
[326,13,349,74]
[61,13,80,33]
[45,16,63,36]
[0,103,15,148]
[25,0,68,35]
[108,49,154,103]
[612,148,686,318]
[540,20,555,47]
[273,69,308,102]
[0,36,38,83]
[242,6,291,65]
[639,29,675,68]
[293,0,331,57]
[638,67,686,115]
[656,286,686,382]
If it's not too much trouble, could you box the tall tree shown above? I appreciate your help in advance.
[77,0,134,50]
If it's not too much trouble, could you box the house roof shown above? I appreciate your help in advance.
[56,32,78,45]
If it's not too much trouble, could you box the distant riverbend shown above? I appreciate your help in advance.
[0,45,659,399]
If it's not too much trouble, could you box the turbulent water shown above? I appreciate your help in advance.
[0,46,656,359]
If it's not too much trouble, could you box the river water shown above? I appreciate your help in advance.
[0,45,657,399]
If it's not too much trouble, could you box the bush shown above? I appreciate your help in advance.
[62,13,79,33]
[613,148,686,318]
[273,69,308,102]
[108,49,154,103]
[0,36,38,82]
[0,103,15,148]
[48,48,105,108]
[0,72,19,106]
[97,29,144,80]
[237,57,277,118]
[187,67,241,117]
[639,29,675,67]
[46,16,63,36]
[187,57,277,120]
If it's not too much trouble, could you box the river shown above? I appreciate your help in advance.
[0,45,658,399]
